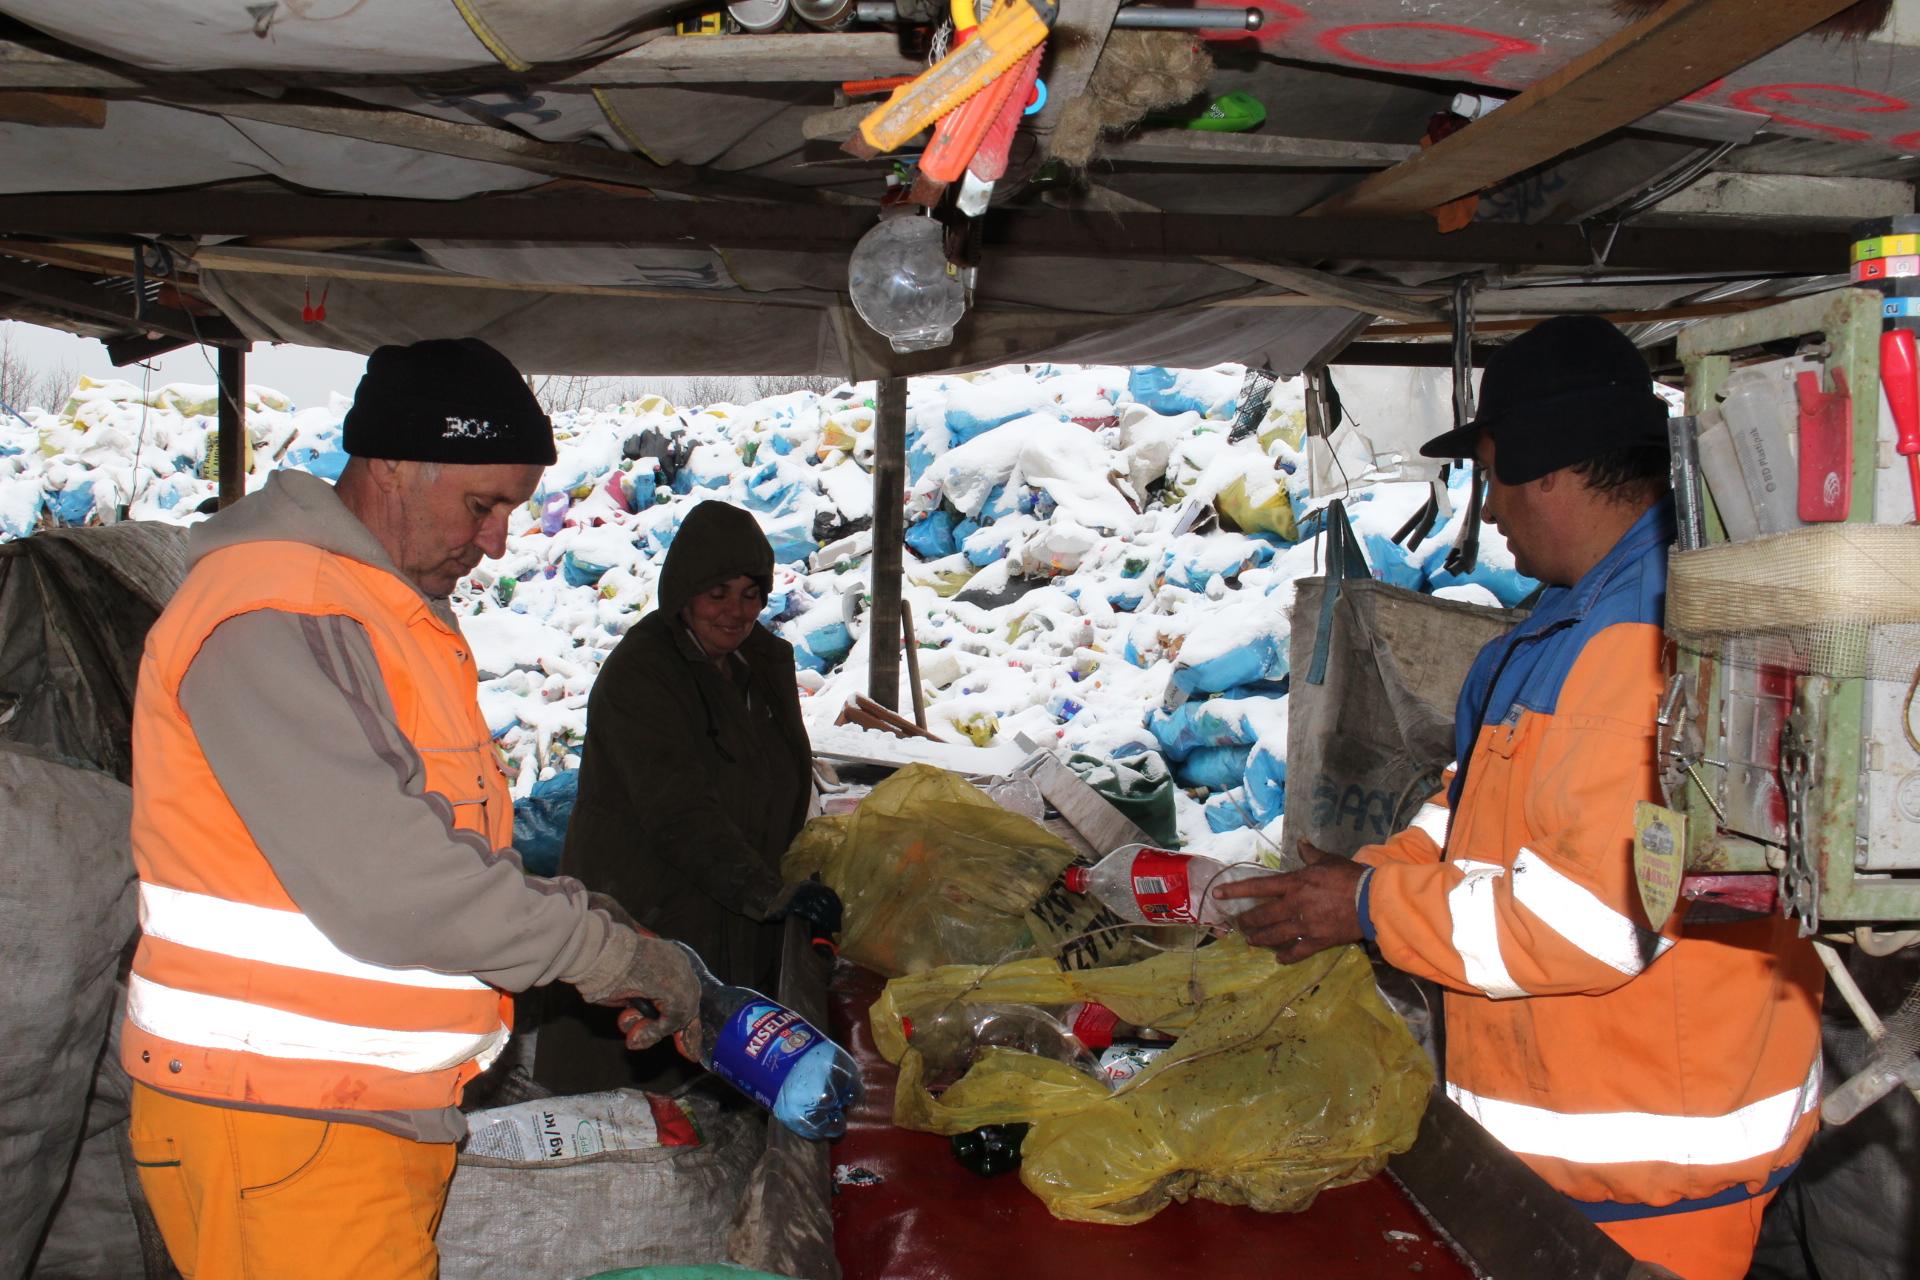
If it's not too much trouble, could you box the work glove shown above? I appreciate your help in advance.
[573,926,701,1051]
[767,875,844,956]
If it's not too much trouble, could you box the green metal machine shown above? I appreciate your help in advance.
[1658,288,1920,930]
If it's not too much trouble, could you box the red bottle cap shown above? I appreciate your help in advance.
[1069,1002,1120,1051]
[1063,866,1091,893]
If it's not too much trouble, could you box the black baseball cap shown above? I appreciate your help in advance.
[1419,314,1669,485]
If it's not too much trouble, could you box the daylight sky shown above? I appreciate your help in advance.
[3,319,367,410]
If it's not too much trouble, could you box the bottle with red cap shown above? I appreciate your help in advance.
[1061,844,1273,930]
[904,1000,1175,1093]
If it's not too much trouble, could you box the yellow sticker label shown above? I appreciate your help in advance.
[1854,233,1920,261]
[1633,801,1687,930]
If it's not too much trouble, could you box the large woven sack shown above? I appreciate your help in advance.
[1283,578,1517,858]
[438,1093,763,1280]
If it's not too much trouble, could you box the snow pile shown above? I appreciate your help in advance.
[0,363,1534,856]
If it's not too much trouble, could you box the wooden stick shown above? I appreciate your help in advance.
[901,609,928,731]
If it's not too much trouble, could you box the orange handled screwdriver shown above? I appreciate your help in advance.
[1877,328,1920,522]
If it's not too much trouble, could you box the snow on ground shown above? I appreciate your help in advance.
[1,363,1535,858]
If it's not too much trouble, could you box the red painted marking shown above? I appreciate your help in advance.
[1233,0,1307,45]
[1316,21,1538,82]
[1684,78,1728,103]
[1727,82,1908,143]
[1681,874,1779,916]
[1890,130,1920,151]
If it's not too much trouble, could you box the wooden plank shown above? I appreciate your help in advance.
[1200,257,1443,324]
[1364,297,1776,339]
[0,90,104,127]
[0,34,917,91]
[0,254,245,346]
[868,377,908,712]
[1106,129,1415,170]
[0,193,1846,272]
[1015,750,1152,855]
[1332,342,1500,368]
[1312,0,1861,220]
[1030,0,1128,148]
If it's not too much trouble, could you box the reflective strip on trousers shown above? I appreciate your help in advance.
[126,973,509,1074]
[1447,1059,1823,1168]
[139,881,489,991]
[1448,859,1525,999]
[1510,849,1673,978]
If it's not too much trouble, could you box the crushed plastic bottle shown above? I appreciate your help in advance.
[847,215,966,353]
[669,942,861,1141]
[904,999,1173,1093]
[1062,844,1274,929]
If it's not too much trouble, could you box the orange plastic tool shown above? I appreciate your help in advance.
[848,0,1052,156]
[920,58,1024,184]
[969,44,1044,183]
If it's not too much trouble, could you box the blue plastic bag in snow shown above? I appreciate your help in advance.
[1127,367,1214,417]
[744,462,802,515]
[561,550,612,588]
[1421,541,1537,607]
[1205,790,1255,833]
[1363,533,1426,592]
[1172,636,1287,697]
[1145,698,1253,763]
[904,509,958,559]
[47,480,94,526]
[512,770,578,877]
[1173,744,1252,792]
[1107,585,1145,612]
[793,621,853,672]
[945,406,1027,446]
[1244,745,1287,824]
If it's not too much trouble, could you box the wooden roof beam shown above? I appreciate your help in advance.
[1312,0,1864,220]
[0,255,246,347]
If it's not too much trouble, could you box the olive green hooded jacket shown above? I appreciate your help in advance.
[535,500,812,1095]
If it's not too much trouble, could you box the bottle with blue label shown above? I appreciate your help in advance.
[670,942,861,1141]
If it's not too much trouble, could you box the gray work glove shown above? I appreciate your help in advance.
[572,925,701,1051]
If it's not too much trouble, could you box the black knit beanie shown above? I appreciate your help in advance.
[342,338,556,466]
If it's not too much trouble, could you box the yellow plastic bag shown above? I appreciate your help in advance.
[871,940,1432,1224]
[782,764,1136,977]
[1216,471,1299,541]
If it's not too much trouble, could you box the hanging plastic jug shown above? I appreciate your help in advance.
[1063,844,1273,929]
[847,215,966,353]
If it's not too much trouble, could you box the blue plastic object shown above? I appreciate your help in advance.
[511,770,578,877]
[1172,743,1252,791]
[1172,635,1287,697]
[793,620,853,672]
[1243,745,1287,824]
[905,509,959,559]
[47,480,94,526]
[561,550,612,588]
[1421,540,1538,607]
[1145,697,1253,762]
[1126,367,1215,417]
[945,406,1028,447]
[1205,790,1255,833]
[1362,533,1426,591]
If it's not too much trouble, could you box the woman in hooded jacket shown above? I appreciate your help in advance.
[534,499,839,1095]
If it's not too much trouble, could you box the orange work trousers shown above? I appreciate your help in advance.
[1597,1191,1776,1280]
[128,1083,456,1280]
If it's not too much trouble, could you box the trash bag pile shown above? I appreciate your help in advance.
[0,363,1534,857]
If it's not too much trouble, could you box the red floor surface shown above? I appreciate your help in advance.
[827,966,1473,1280]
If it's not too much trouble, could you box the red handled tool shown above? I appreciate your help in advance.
[1878,329,1920,523]
[1795,367,1851,522]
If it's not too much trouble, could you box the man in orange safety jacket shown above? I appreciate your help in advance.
[1223,315,1823,1280]
[123,339,703,1280]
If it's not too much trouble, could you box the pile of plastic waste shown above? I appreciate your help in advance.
[0,362,1534,856]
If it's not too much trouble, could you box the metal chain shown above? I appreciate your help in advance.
[1781,713,1818,936]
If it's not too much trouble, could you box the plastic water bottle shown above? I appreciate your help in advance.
[669,943,861,1141]
[903,1000,1174,1092]
[1062,844,1274,929]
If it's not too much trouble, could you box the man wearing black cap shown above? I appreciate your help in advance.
[1223,317,1822,1280]
[121,339,701,1279]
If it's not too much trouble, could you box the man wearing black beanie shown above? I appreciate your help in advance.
[122,338,701,1279]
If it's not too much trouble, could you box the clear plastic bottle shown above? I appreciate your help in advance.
[669,942,861,1141]
[1062,844,1274,929]
[903,1000,1173,1092]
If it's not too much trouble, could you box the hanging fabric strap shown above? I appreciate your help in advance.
[1306,497,1372,686]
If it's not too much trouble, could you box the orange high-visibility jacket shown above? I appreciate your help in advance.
[123,540,514,1113]
[1357,501,1822,1221]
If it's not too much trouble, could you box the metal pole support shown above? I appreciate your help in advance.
[868,376,907,711]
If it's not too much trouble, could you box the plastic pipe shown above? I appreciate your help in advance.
[1113,6,1261,29]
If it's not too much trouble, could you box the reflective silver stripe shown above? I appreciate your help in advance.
[1448,859,1525,999]
[1511,849,1674,977]
[126,973,507,1073]
[139,882,489,992]
[1447,1058,1823,1168]
[1409,802,1451,846]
